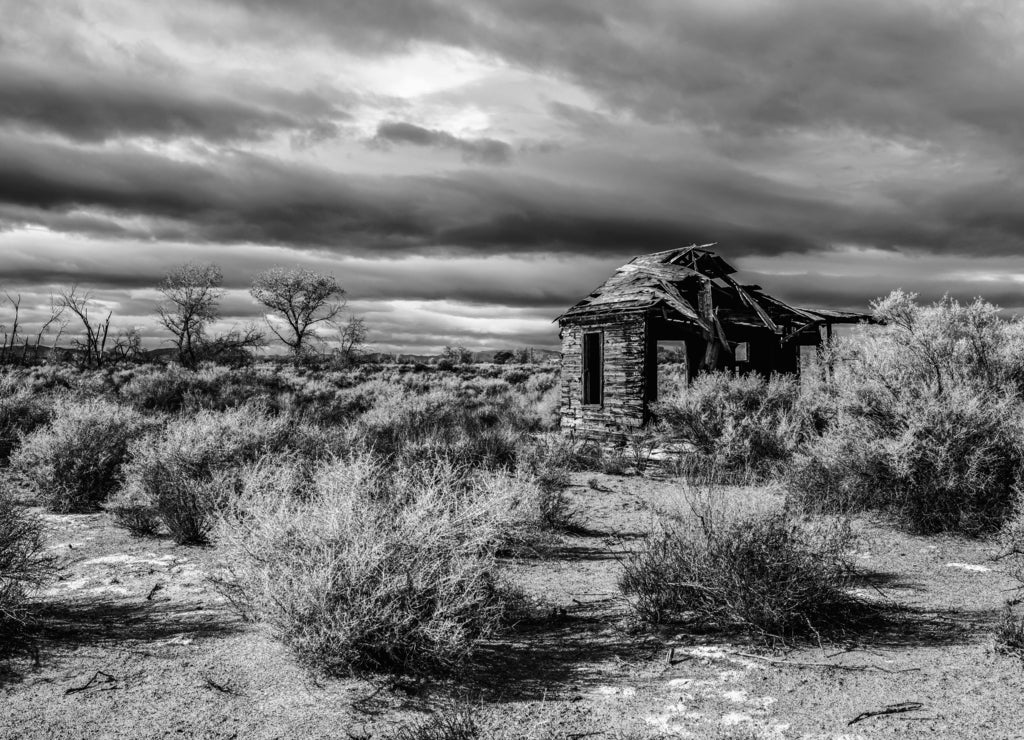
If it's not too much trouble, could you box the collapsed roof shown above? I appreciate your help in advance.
[557,244,870,342]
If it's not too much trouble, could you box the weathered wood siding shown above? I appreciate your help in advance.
[559,313,648,441]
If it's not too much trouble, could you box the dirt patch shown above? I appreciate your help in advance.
[3,473,1024,738]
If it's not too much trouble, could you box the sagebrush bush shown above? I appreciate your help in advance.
[11,399,150,512]
[0,378,51,466]
[655,372,822,480]
[0,493,54,636]
[534,469,575,530]
[119,364,204,412]
[784,292,1024,535]
[865,290,1024,397]
[112,404,292,544]
[788,378,1024,535]
[213,455,519,676]
[351,385,538,471]
[620,490,857,640]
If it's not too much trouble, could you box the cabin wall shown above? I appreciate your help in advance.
[559,314,648,442]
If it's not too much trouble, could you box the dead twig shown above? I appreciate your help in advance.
[731,651,920,674]
[667,647,692,666]
[848,701,924,726]
[145,583,164,601]
[65,670,118,695]
[205,677,239,695]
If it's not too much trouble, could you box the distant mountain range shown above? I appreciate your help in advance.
[7,344,558,365]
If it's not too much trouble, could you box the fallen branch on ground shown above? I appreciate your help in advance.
[65,670,117,695]
[204,677,239,695]
[848,701,924,725]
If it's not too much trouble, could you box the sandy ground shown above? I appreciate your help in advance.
[3,473,1024,739]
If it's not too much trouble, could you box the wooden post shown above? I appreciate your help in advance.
[698,279,719,371]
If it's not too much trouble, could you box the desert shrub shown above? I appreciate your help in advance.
[790,392,1024,534]
[112,404,292,544]
[0,493,54,637]
[785,292,1024,535]
[351,386,537,471]
[619,491,857,640]
[213,455,515,676]
[521,433,602,473]
[788,377,1024,535]
[119,364,310,414]
[655,372,820,481]
[864,290,1024,397]
[20,365,80,393]
[0,378,51,466]
[11,399,150,512]
[287,381,385,426]
[119,365,204,412]
[995,603,1024,662]
[534,468,575,530]
[106,493,162,537]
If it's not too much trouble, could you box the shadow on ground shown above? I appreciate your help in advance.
[33,595,241,647]
[468,611,663,702]
[462,588,1007,703]
[0,596,242,688]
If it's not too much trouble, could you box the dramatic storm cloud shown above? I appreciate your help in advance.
[3,0,1024,352]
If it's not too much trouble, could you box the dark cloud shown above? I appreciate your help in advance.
[0,63,349,144]
[0,135,818,256]
[753,271,1024,313]
[8,129,1024,261]
[372,121,512,164]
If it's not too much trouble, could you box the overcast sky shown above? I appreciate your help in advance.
[2,0,1024,353]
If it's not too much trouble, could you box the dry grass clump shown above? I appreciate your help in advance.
[620,486,858,641]
[995,602,1024,661]
[109,404,293,544]
[395,703,480,740]
[0,493,54,640]
[11,399,151,512]
[213,455,522,677]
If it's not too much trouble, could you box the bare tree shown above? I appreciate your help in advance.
[0,292,20,364]
[32,294,68,363]
[250,268,345,356]
[199,324,265,367]
[109,327,144,364]
[337,315,366,364]
[58,286,112,368]
[513,347,534,364]
[157,263,224,369]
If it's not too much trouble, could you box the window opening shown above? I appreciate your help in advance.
[582,332,603,405]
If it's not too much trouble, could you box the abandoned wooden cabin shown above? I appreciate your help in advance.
[556,245,870,441]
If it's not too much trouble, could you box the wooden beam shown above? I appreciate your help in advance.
[721,274,780,334]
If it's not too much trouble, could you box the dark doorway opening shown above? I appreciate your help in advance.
[582,331,603,405]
